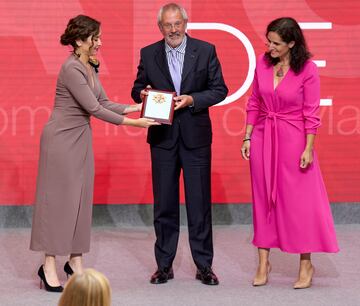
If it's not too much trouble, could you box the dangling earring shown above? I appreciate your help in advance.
[73,50,81,58]
[89,56,100,73]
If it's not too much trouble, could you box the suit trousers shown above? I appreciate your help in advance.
[150,137,213,270]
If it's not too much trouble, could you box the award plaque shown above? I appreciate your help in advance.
[141,89,176,125]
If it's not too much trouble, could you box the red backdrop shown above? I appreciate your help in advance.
[0,0,359,205]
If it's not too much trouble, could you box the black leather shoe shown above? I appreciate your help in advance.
[64,261,74,278]
[196,267,219,285]
[38,265,64,292]
[150,267,174,284]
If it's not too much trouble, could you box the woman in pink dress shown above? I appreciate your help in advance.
[241,17,339,289]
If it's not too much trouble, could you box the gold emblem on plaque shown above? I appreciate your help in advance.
[152,93,166,104]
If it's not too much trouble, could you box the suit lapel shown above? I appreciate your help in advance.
[154,41,174,86]
[154,37,198,93]
[181,36,198,87]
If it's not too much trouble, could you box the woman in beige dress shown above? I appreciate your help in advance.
[30,15,158,292]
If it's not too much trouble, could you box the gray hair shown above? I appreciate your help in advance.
[157,3,188,25]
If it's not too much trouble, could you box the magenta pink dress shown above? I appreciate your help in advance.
[246,55,339,253]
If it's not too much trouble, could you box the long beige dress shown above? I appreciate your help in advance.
[30,54,127,255]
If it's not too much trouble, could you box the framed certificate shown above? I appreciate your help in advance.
[141,89,176,125]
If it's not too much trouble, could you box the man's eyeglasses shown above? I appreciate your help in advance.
[161,21,183,30]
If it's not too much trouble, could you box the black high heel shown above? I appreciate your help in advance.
[64,261,74,278]
[37,265,63,292]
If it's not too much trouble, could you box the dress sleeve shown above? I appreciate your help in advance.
[63,65,124,125]
[97,81,129,115]
[303,62,321,134]
[246,67,261,125]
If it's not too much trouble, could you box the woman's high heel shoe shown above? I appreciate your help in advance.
[64,261,74,278]
[38,265,63,292]
[253,262,272,286]
[293,265,314,289]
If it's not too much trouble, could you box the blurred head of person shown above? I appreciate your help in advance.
[60,15,102,59]
[58,269,111,306]
[265,17,311,73]
[157,3,188,48]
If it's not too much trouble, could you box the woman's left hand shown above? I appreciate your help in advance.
[300,148,313,168]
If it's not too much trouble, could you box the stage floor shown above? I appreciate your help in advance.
[0,225,359,306]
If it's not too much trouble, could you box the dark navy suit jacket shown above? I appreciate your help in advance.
[131,35,228,149]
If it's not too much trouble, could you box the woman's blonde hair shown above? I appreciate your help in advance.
[58,269,111,306]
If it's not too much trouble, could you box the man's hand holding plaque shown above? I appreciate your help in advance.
[140,87,176,125]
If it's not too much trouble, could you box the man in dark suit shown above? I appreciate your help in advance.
[131,3,228,285]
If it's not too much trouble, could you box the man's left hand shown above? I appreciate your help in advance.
[174,95,194,110]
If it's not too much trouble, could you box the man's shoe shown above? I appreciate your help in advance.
[195,267,219,285]
[150,267,174,284]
